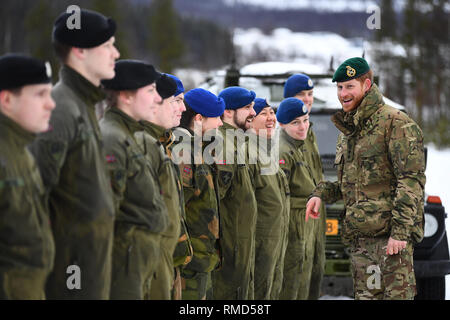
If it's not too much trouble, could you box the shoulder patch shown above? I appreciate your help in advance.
[106,155,117,163]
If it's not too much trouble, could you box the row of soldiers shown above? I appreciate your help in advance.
[0,8,326,300]
[1,7,425,301]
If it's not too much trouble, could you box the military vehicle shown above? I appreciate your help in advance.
[200,60,450,299]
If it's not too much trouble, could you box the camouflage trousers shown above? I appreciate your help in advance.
[110,223,161,300]
[149,234,179,300]
[180,269,213,300]
[0,267,49,299]
[349,237,416,300]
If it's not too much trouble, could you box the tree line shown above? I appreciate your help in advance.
[374,0,449,147]
[0,0,234,76]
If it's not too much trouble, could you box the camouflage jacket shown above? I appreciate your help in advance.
[137,121,193,268]
[172,128,220,273]
[0,113,55,283]
[312,84,425,244]
[29,65,115,299]
[99,107,168,233]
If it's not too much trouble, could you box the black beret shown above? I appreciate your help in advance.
[101,60,161,91]
[0,53,52,91]
[156,74,177,99]
[332,57,370,83]
[53,8,116,48]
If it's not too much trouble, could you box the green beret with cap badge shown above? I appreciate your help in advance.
[332,57,370,83]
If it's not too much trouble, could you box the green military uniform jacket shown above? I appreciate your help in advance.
[279,127,318,228]
[29,66,115,299]
[0,113,55,299]
[212,122,258,300]
[247,132,290,299]
[137,121,192,267]
[99,107,168,232]
[312,84,426,245]
[173,128,220,273]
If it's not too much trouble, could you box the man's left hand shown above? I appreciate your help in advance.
[386,237,407,255]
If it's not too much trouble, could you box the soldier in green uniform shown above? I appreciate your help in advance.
[165,74,194,300]
[172,88,225,299]
[284,74,326,299]
[276,97,318,300]
[248,98,290,300]
[0,54,55,299]
[29,9,120,299]
[99,60,169,299]
[212,86,258,300]
[136,75,192,300]
[307,57,425,300]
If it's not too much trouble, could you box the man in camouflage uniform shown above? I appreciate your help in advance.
[247,98,290,300]
[307,57,425,300]
[172,88,225,299]
[29,9,120,299]
[212,86,258,300]
[276,97,319,300]
[0,54,55,299]
[284,74,326,299]
[99,60,169,299]
[136,74,192,300]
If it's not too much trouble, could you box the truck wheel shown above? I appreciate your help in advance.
[415,277,446,300]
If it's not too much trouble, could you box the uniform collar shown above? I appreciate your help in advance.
[139,120,173,145]
[0,112,36,147]
[60,65,106,105]
[105,107,143,134]
[331,84,384,136]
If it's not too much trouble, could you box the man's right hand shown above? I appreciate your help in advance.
[306,196,322,222]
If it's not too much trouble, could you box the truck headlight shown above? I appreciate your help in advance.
[424,213,438,238]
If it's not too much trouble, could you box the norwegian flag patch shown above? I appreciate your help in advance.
[106,155,117,163]
[279,159,286,165]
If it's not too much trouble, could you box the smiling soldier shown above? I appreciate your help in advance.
[212,86,258,300]
[248,98,290,300]
[306,57,426,300]
[284,73,326,300]
[276,97,319,300]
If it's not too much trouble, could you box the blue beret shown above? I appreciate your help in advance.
[253,98,269,115]
[284,74,314,98]
[53,9,116,48]
[0,54,52,91]
[185,88,225,118]
[164,74,184,97]
[218,86,256,110]
[276,98,308,124]
[102,59,161,90]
